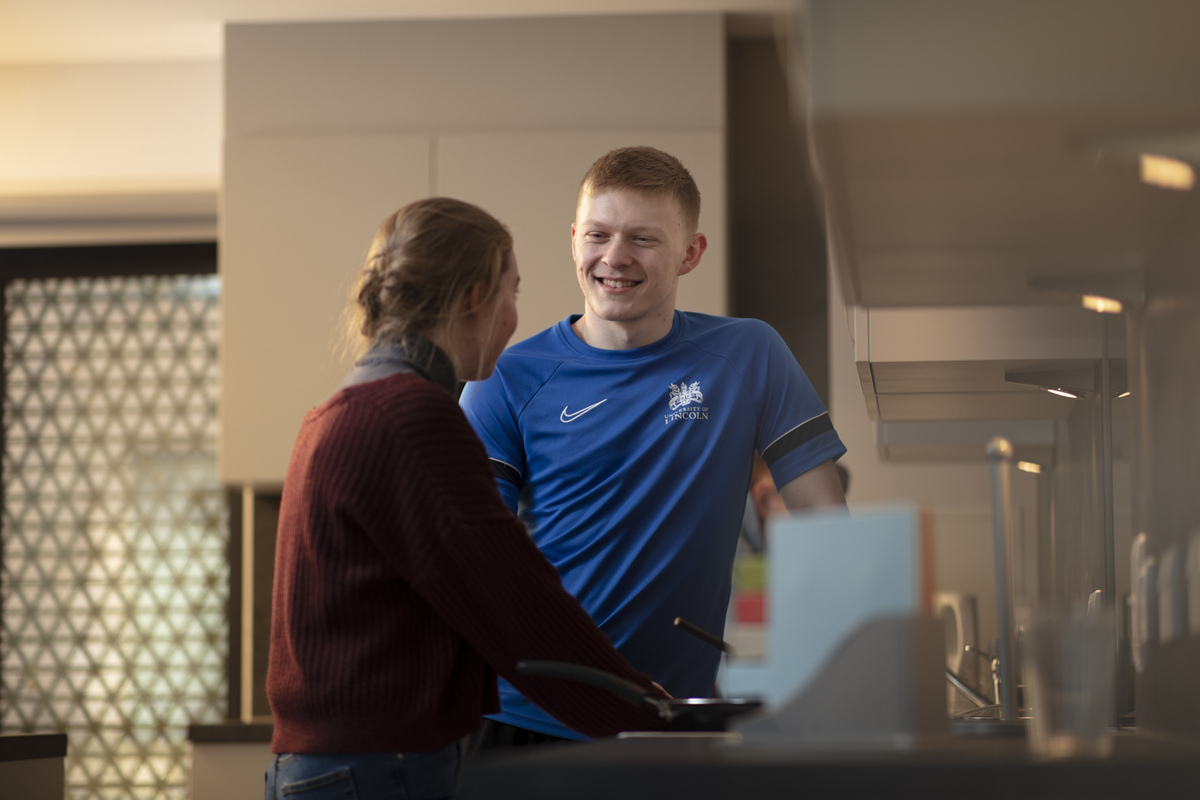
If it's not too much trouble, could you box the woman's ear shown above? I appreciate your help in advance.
[465,283,483,315]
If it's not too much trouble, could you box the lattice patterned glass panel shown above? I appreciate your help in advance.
[1,274,227,800]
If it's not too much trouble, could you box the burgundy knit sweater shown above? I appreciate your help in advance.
[267,371,664,754]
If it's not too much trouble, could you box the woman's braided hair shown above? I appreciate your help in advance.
[345,197,513,357]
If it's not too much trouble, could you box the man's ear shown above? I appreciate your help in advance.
[678,232,708,277]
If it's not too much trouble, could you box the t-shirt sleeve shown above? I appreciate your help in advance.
[460,373,524,512]
[750,322,847,487]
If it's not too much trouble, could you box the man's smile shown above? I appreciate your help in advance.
[598,277,641,288]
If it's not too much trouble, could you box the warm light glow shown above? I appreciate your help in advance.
[1117,391,1131,398]
[1047,388,1079,399]
[1017,461,1043,474]
[1082,294,1123,314]
[1140,153,1195,191]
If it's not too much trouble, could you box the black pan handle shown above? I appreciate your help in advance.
[515,660,648,708]
[673,617,734,654]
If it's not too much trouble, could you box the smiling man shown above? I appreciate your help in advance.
[459,146,847,748]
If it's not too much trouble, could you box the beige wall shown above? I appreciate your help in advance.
[0,756,64,800]
[0,61,221,245]
[190,742,271,800]
[0,61,220,192]
[220,15,728,485]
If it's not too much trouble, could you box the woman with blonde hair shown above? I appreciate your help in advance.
[264,198,663,800]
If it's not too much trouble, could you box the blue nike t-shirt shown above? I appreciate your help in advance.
[459,311,845,738]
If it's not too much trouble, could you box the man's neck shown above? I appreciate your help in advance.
[571,311,674,351]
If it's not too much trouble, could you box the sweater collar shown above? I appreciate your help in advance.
[343,336,459,395]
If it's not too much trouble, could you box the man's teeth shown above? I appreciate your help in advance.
[601,278,638,288]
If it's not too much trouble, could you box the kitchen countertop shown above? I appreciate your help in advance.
[460,730,1200,800]
[187,722,274,743]
[0,733,68,763]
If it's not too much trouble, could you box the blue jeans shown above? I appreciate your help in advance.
[264,743,460,800]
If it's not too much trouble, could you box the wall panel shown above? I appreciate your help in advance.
[220,134,430,484]
[225,16,723,137]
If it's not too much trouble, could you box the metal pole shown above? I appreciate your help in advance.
[987,436,1019,722]
[1099,313,1121,729]
[1100,314,1117,610]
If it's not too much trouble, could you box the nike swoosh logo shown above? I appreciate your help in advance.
[560,399,608,423]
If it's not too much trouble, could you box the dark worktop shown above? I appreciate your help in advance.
[187,722,274,743]
[460,730,1200,800]
[0,733,67,763]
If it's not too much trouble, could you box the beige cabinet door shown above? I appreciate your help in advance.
[221,133,430,484]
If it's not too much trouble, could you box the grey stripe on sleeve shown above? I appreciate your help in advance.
[489,458,522,486]
[761,412,834,468]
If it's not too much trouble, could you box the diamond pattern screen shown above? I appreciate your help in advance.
[1,274,228,799]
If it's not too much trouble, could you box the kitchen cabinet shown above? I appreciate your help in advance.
[219,15,727,487]
[221,133,431,486]
[188,723,273,800]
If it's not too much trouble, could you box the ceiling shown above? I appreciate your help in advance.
[804,0,1200,308]
[0,0,779,65]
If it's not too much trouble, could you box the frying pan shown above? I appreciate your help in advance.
[515,660,763,732]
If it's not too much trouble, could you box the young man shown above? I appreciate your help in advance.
[459,146,847,745]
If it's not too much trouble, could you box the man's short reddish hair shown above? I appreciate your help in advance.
[577,146,702,232]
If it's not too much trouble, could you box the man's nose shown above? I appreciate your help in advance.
[601,238,631,267]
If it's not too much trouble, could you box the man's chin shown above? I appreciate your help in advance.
[587,308,639,324]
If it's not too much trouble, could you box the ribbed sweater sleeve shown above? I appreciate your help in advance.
[268,375,664,754]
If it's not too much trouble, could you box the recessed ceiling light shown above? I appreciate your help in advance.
[1140,153,1195,191]
[1082,294,1123,314]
